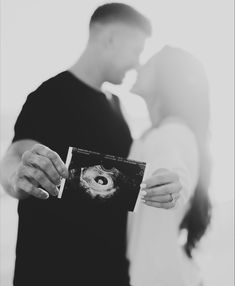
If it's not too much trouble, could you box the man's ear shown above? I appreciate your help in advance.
[89,23,112,49]
[104,29,115,50]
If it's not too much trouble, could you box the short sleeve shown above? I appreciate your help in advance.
[13,81,58,147]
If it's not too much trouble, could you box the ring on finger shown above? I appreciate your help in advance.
[170,193,174,202]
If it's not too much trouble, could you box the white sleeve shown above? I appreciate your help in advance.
[142,122,199,206]
[127,122,200,286]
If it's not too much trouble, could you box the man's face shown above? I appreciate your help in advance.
[105,24,147,84]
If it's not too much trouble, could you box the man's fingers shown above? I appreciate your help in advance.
[22,151,62,186]
[19,165,59,196]
[32,144,68,178]
[16,178,49,200]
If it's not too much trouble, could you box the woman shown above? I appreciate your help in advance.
[127,46,212,286]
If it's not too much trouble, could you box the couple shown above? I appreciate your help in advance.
[0,3,211,286]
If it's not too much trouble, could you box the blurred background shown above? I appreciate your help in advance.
[0,0,234,285]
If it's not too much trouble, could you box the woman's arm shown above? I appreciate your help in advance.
[141,121,199,208]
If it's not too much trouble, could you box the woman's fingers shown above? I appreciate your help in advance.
[142,192,180,203]
[143,200,177,209]
[140,169,182,203]
[139,169,182,209]
[141,168,179,189]
[140,181,182,198]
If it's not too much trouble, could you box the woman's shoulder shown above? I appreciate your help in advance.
[130,117,198,164]
[143,118,197,148]
[141,118,199,176]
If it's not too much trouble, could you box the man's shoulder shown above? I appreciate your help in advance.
[26,71,70,101]
[38,71,70,92]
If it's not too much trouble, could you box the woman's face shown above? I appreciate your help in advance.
[131,58,163,124]
[131,60,157,100]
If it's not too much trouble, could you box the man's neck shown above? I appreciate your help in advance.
[69,48,105,91]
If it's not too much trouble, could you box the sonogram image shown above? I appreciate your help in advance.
[59,147,146,212]
[80,165,119,199]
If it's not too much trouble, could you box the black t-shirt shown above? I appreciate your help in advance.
[13,71,132,286]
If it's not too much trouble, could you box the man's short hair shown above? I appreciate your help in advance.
[89,3,152,36]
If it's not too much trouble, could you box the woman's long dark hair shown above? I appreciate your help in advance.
[150,46,212,258]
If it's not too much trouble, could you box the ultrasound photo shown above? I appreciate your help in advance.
[58,147,146,212]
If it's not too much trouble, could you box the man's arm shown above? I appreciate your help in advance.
[0,140,68,200]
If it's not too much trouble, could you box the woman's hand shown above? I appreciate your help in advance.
[140,168,182,209]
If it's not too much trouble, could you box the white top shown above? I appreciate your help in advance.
[127,120,202,286]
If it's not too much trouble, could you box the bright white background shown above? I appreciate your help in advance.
[0,0,234,285]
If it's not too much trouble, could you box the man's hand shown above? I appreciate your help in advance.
[12,144,68,199]
[140,168,182,209]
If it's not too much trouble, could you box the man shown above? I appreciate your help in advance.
[0,3,181,286]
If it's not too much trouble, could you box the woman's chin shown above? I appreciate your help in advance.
[130,84,141,96]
